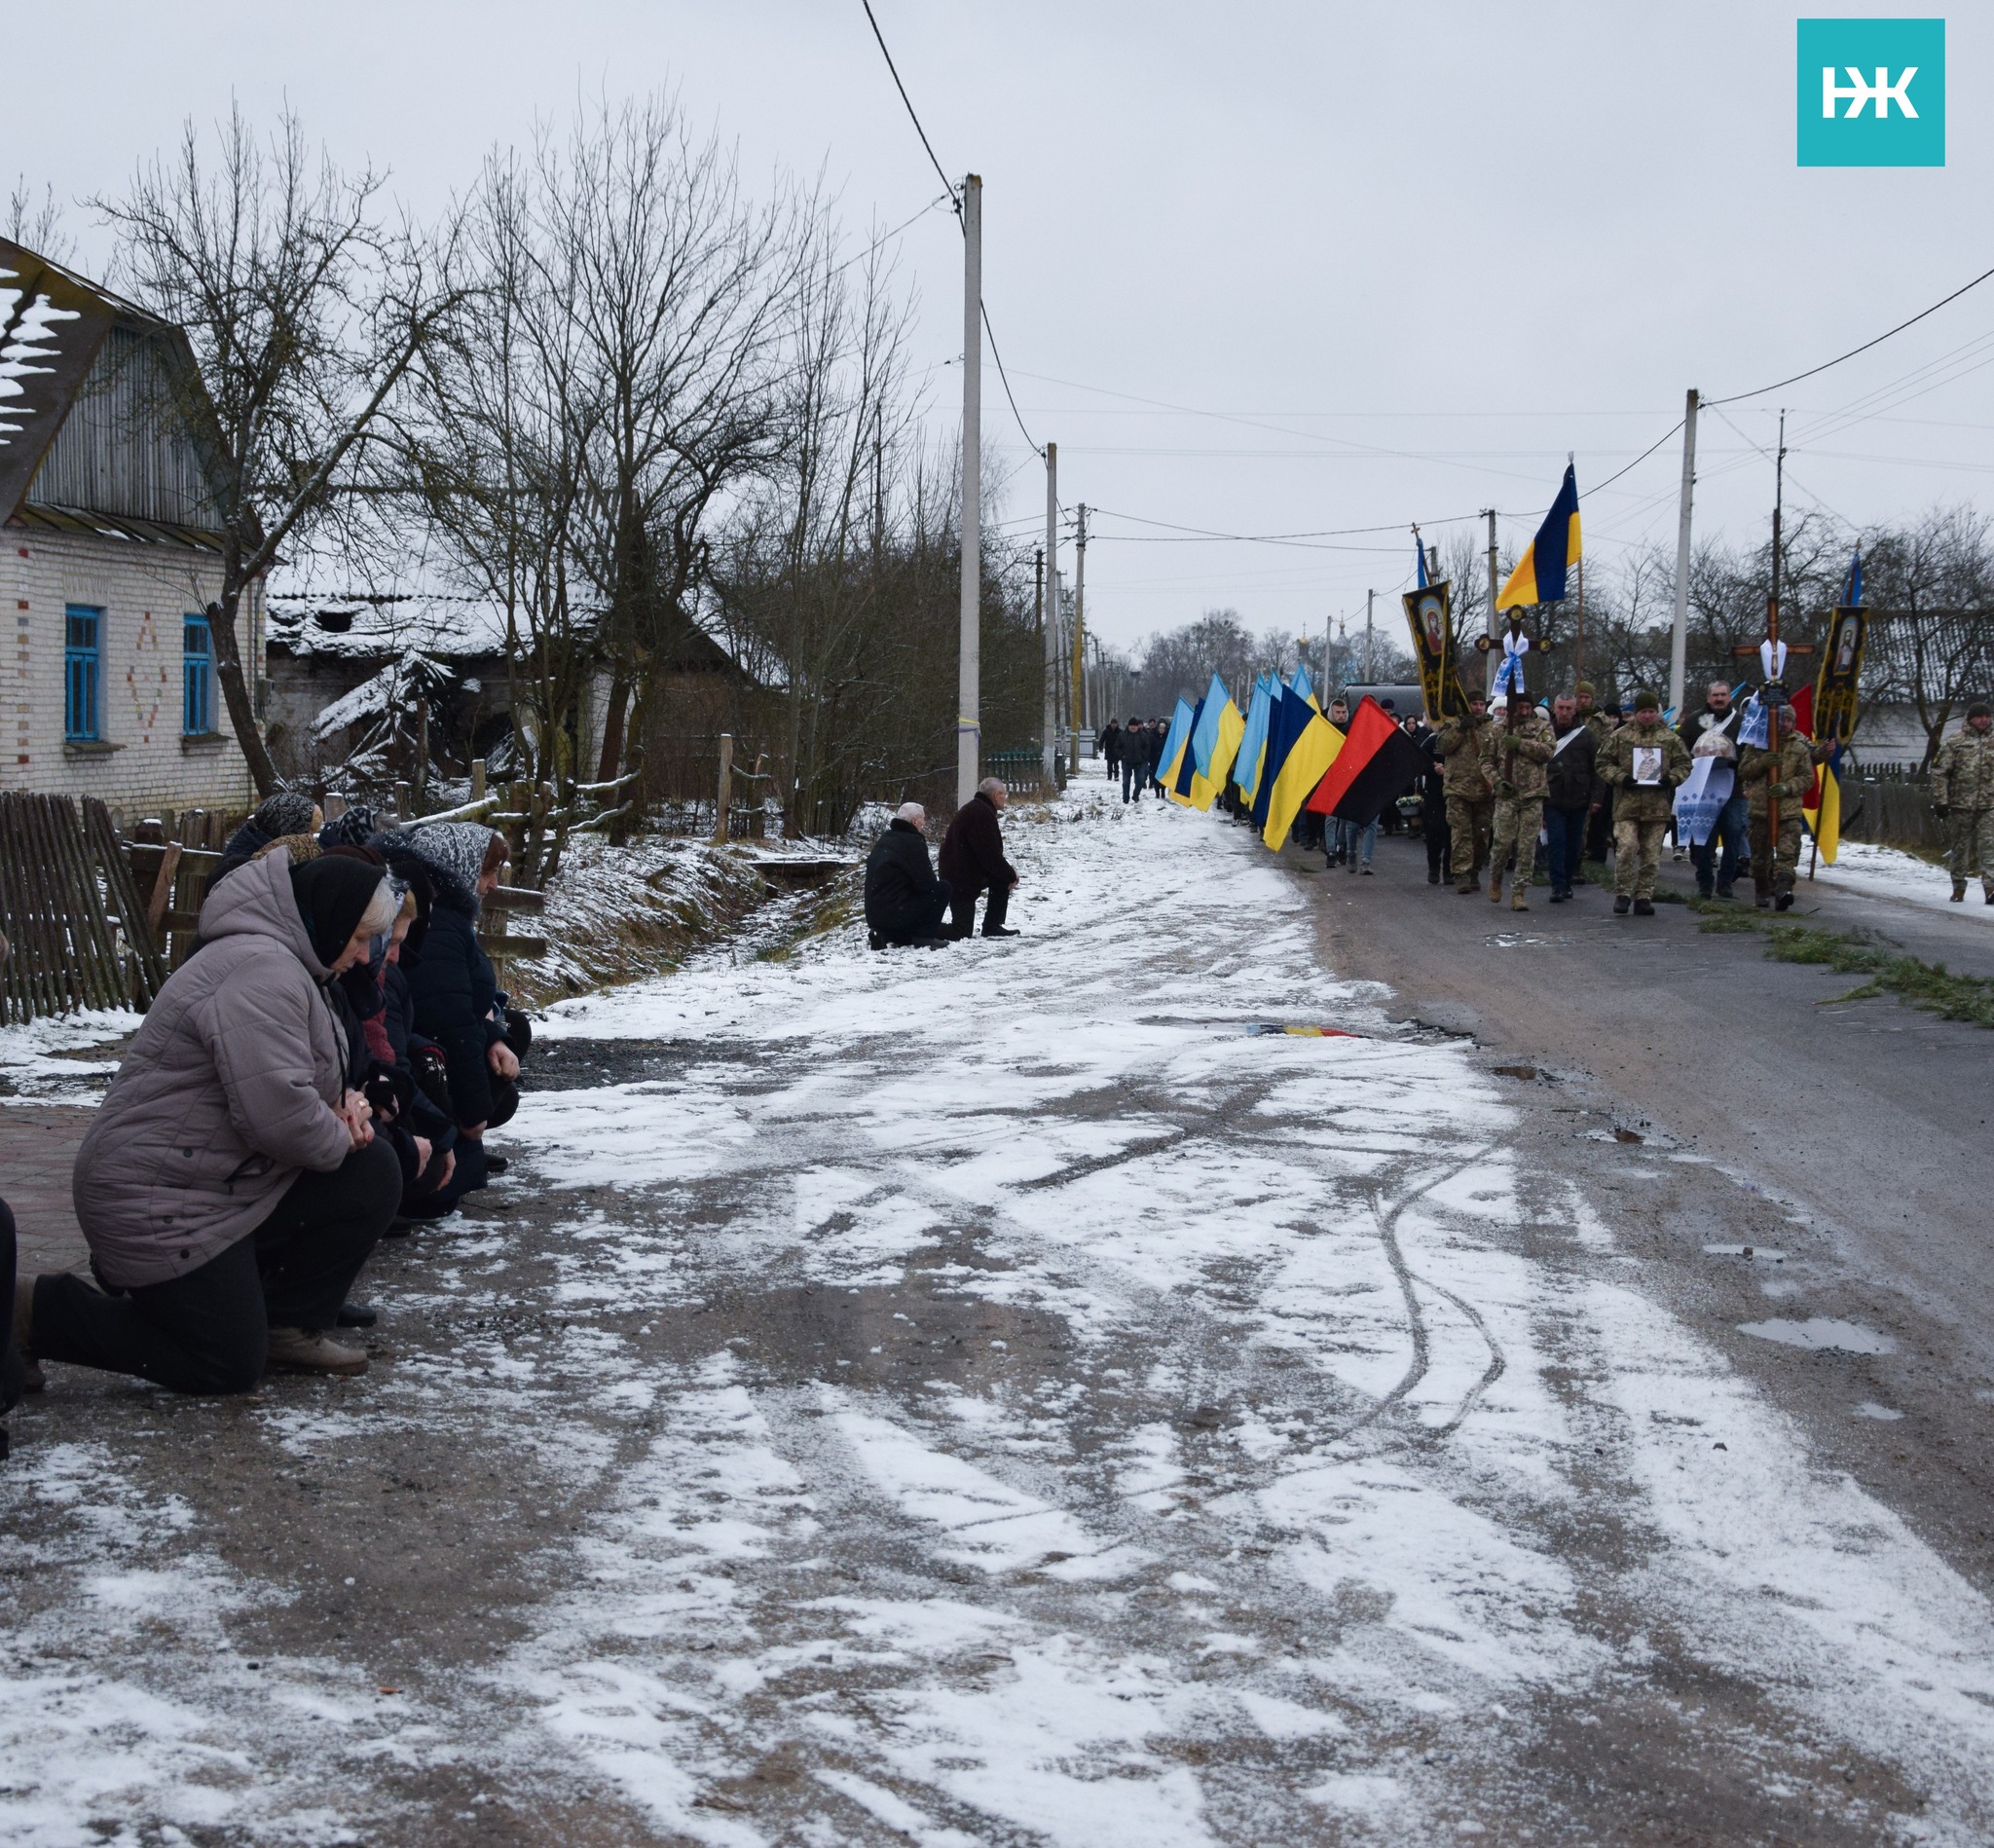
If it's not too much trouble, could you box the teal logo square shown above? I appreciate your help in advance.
[1798,18,1945,166]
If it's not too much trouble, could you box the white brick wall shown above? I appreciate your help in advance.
[2,527,264,820]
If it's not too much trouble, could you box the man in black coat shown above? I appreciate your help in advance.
[1102,719,1123,783]
[1146,719,1167,794]
[939,778,1021,938]
[1543,692,1601,903]
[864,803,953,948]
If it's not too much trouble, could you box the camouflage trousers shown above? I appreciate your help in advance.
[1948,807,1994,894]
[1489,797,1542,902]
[1446,795,1495,889]
[1750,812,1804,903]
[1612,817,1668,899]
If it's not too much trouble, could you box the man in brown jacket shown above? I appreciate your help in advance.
[939,778,1021,938]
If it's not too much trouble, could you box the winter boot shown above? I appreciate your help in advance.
[264,1327,370,1378]
[1633,898,1655,916]
[1775,893,1794,911]
[1612,895,1632,915]
[1510,893,1530,910]
[12,1275,44,1394]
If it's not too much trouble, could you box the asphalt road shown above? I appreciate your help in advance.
[1294,821,1994,1599]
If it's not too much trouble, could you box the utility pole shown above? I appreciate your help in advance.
[1364,589,1375,684]
[1669,387,1699,717]
[1485,509,1500,694]
[1071,503,1089,757]
[1042,441,1057,784]
[957,173,982,809]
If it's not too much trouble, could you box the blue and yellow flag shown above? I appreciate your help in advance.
[1234,675,1276,802]
[1188,676,1244,810]
[1170,695,1206,803]
[1291,662,1317,710]
[1804,739,1843,865]
[1263,699,1344,853]
[1157,695,1196,795]
[1496,463,1581,610]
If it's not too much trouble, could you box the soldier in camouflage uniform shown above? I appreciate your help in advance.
[1487,697,1555,910]
[1435,691,1497,896]
[1596,687,1689,914]
[1932,700,1994,904]
[1735,693,1815,911]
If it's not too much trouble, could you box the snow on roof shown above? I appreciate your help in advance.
[266,595,517,661]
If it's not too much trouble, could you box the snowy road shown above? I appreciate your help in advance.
[5,786,1993,1844]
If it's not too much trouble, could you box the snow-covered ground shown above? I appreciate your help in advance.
[1809,836,1994,917]
[5,784,1991,1843]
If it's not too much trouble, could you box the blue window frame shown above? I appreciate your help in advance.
[183,613,214,735]
[64,605,102,742]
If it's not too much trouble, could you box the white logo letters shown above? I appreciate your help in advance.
[1822,65,1919,120]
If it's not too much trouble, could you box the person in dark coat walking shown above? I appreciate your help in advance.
[1121,720,1147,802]
[1102,720,1123,784]
[939,778,1021,938]
[1147,719,1167,794]
[1406,716,1452,885]
[865,803,953,947]
[1542,692,1601,902]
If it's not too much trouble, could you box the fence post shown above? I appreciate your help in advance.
[714,734,734,844]
[471,758,487,802]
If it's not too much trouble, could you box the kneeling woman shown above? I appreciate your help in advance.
[15,854,404,1391]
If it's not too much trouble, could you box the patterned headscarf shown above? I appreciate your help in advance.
[318,803,378,848]
[250,791,319,839]
[397,822,497,896]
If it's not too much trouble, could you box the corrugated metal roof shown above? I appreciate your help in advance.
[8,500,225,550]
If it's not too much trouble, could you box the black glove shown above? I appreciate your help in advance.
[1935,803,1951,821]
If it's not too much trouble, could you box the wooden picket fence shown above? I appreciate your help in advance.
[0,793,168,1025]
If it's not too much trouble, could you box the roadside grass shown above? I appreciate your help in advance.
[1688,896,1994,1027]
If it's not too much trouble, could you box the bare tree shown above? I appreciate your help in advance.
[95,103,461,795]
[6,177,69,261]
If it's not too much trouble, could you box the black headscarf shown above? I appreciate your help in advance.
[291,856,388,972]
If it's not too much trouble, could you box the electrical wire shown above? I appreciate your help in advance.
[1587,419,1685,494]
[860,0,958,206]
[1088,506,1485,548]
[859,0,1042,457]
[1708,261,1994,405]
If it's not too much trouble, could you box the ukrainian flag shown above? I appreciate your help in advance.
[1262,688,1345,852]
[1187,675,1244,810]
[1803,739,1843,865]
[1234,676,1276,803]
[1157,695,1196,795]
[1496,463,1581,610]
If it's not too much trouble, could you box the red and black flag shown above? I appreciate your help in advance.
[1303,696,1425,827]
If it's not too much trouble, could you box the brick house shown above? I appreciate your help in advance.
[1,238,261,818]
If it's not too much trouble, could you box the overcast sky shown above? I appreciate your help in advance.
[18,2,1990,648]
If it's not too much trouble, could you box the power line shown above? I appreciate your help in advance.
[858,1,1042,458]
[1708,261,1994,406]
[1587,419,1685,494]
[1087,505,1485,550]
[860,0,957,206]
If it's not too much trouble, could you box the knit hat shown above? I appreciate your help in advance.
[250,791,319,839]
[318,802,378,848]
[1970,701,1991,720]
[291,855,390,970]
[1631,687,1662,712]
[1574,681,1596,697]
